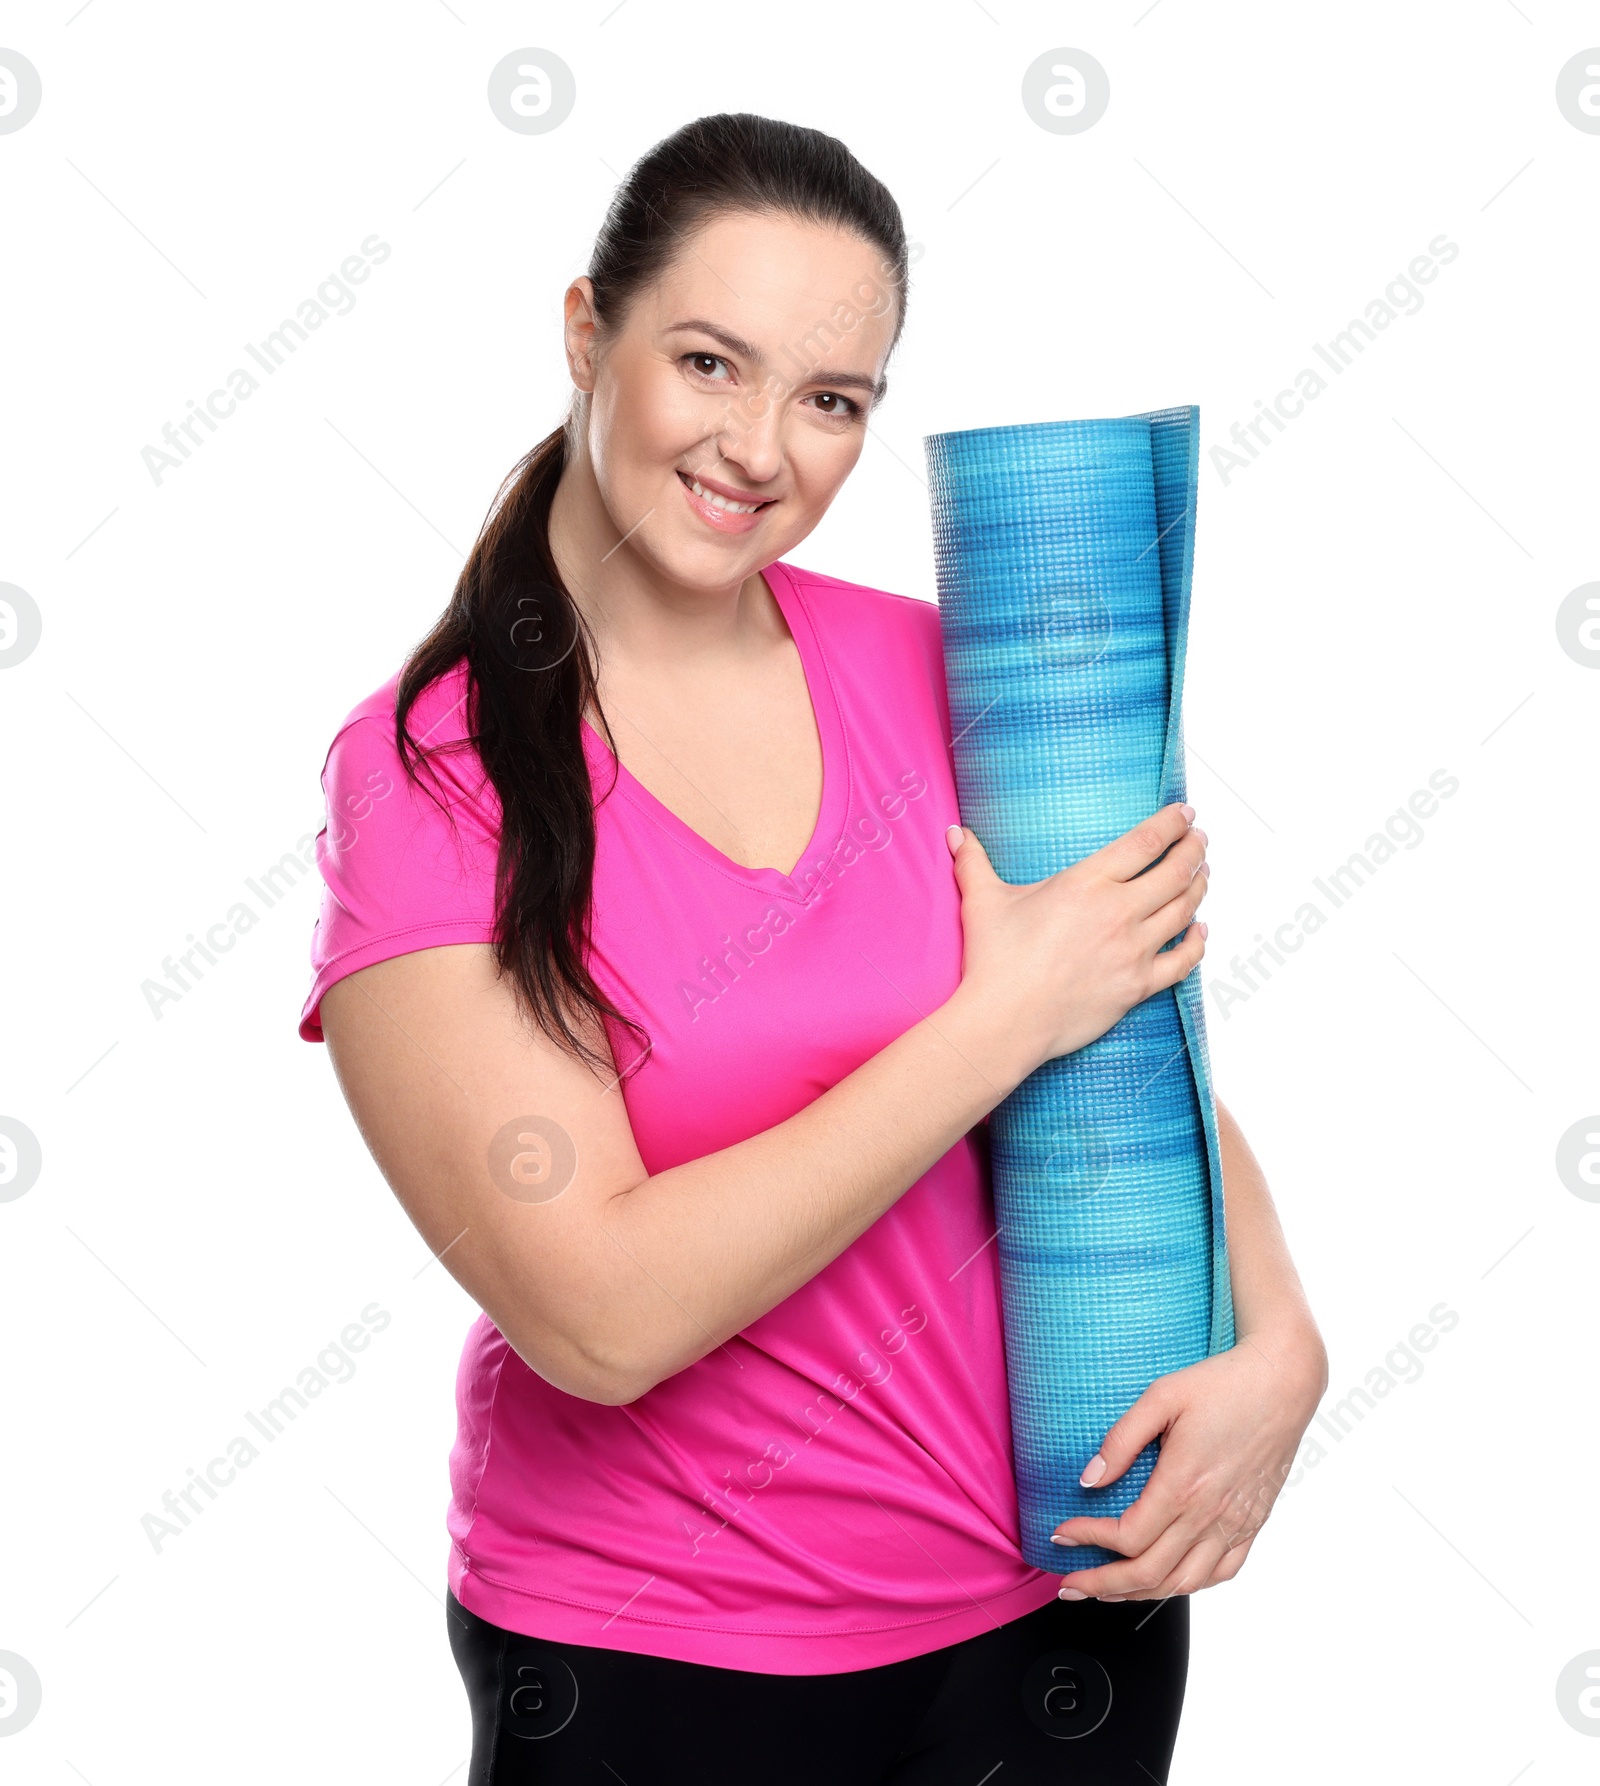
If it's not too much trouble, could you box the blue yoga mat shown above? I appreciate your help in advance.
[925,405,1235,1574]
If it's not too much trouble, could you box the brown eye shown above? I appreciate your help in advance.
[686,352,731,380]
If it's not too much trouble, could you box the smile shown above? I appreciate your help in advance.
[675,471,775,514]
[676,468,777,531]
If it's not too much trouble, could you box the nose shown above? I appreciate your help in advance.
[707,390,784,490]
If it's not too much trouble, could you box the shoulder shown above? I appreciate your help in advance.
[772,557,939,624]
[300,656,499,1042]
[771,560,952,740]
[312,656,498,887]
[770,558,942,656]
[319,658,474,771]
[316,658,489,809]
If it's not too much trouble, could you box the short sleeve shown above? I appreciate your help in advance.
[298,675,502,1042]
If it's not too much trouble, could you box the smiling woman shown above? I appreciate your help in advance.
[295,112,1298,1785]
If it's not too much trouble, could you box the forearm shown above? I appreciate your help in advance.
[594,983,1036,1398]
[1214,1096,1328,1394]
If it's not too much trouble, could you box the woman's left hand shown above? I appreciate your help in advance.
[1051,1325,1326,1601]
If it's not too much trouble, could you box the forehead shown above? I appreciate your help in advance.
[634,210,899,359]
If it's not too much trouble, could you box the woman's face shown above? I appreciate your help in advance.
[564,209,901,592]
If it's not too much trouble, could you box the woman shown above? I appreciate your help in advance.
[300,113,1327,1783]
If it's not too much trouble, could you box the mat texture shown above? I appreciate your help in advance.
[925,405,1235,1574]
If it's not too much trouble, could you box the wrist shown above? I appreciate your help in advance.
[1237,1317,1328,1404]
[935,981,1045,1102]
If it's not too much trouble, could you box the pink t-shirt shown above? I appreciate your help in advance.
[298,557,1058,1673]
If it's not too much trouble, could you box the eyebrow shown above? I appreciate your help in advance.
[665,317,884,397]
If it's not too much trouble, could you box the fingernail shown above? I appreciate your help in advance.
[1058,1587,1089,1601]
[1197,922,1208,938]
[945,825,964,854]
[1050,1533,1080,1545]
[1100,1596,1126,1603]
[1079,1455,1107,1488]
[1179,804,1195,822]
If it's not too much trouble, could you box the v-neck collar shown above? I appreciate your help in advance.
[580,559,852,901]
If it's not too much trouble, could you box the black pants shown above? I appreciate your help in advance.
[447,1586,1189,1783]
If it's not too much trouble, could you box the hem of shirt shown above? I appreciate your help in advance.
[298,920,500,1041]
[447,1544,1063,1676]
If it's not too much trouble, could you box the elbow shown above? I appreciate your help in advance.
[578,1335,678,1406]
[592,1371,653,1407]
[568,1341,652,1405]
[585,1341,664,1406]
[531,1353,646,1407]
[555,1199,678,1404]
[570,1309,667,1403]
[495,1211,675,1406]
[510,1321,657,1407]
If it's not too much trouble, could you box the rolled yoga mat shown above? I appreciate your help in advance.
[925,405,1236,1574]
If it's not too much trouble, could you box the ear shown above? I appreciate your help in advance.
[563,277,600,391]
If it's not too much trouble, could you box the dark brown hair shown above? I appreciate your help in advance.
[393,113,908,1074]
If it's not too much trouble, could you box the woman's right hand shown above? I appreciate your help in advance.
[945,802,1209,1071]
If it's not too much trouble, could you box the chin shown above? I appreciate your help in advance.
[645,501,809,583]
[646,531,772,589]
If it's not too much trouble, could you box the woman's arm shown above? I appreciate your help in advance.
[1213,1096,1327,1379]
[319,935,1039,1407]
[1051,1096,1327,1597]
[318,806,1209,1405]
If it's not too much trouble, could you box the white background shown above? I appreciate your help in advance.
[2,2,1596,1780]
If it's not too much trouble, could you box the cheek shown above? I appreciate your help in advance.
[783,423,865,514]
[591,364,707,490]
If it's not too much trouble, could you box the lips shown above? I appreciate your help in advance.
[676,469,777,536]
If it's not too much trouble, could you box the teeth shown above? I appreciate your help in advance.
[688,475,763,515]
